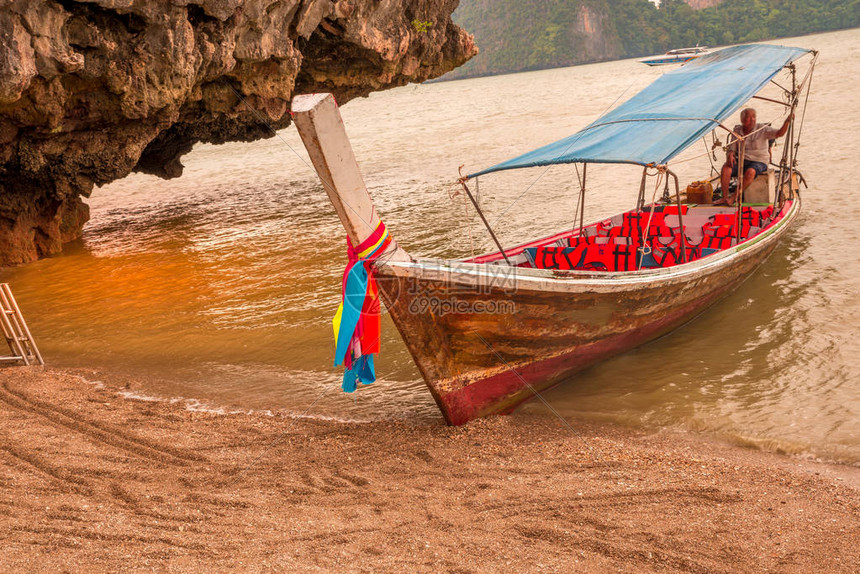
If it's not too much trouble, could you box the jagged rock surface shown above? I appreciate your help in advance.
[0,0,476,265]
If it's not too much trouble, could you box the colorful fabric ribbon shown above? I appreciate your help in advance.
[332,221,392,392]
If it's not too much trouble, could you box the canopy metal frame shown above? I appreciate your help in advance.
[455,48,817,266]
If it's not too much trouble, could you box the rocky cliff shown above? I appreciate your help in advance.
[448,0,619,79]
[0,0,476,265]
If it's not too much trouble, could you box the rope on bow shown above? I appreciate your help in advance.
[332,220,392,392]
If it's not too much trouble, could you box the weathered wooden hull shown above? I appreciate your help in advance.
[376,199,800,425]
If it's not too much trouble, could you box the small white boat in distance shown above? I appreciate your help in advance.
[639,46,710,66]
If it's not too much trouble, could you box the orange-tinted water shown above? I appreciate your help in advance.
[3,29,858,463]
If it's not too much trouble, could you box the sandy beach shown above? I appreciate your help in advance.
[0,366,857,572]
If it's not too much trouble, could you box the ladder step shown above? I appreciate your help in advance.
[0,283,43,366]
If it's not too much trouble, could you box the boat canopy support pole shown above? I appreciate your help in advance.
[459,177,512,266]
[787,64,798,202]
[776,90,796,207]
[636,166,648,210]
[752,94,792,108]
[775,67,797,205]
[291,93,409,262]
[578,163,587,239]
[735,137,746,242]
[776,123,791,205]
[666,169,688,263]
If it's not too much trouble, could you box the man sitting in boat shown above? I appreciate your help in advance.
[717,108,792,205]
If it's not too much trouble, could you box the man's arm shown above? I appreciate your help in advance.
[725,134,738,166]
[774,113,794,138]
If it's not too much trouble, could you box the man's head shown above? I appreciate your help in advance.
[740,108,757,132]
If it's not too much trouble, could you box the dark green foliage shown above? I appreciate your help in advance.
[450,0,860,78]
[455,0,618,75]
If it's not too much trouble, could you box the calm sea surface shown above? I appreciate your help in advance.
[3,29,858,464]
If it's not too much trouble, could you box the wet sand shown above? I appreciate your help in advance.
[0,366,857,572]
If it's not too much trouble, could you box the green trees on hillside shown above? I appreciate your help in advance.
[637,0,860,49]
[611,0,860,55]
[450,0,860,78]
[452,0,614,75]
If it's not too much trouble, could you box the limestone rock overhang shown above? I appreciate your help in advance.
[0,0,477,265]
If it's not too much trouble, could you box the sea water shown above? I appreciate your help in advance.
[3,28,858,464]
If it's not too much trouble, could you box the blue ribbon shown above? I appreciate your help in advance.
[334,263,370,367]
[342,354,375,393]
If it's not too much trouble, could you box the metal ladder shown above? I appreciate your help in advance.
[0,283,43,366]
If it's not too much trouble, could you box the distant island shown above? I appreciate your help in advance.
[446,0,859,79]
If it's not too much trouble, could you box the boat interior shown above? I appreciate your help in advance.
[465,201,791,272]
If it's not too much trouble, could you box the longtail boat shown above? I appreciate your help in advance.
[291,44,817,425]
[639,45,711,66]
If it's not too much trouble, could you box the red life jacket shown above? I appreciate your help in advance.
[711,213,737,227]
[582,243,647,271]
[574,224,617,244]
[611,243,644,271]
[594,218,615,236]
[533,244,587,269]
[650,236,699,267]
[700,235,735,250]
[740,207,764,227]
[621,212,680,242]
[581,244,613,271]
[710,211,762,237]
[571,234,609,246]
[702,223,732,238]
[622,211,649,231]
[624,224,677,240]
[622,212,667,237]
[596,223,623,238]
[741,205,774,227]
[703,219,752,239]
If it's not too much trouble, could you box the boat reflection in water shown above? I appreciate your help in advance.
[292,44,817,426]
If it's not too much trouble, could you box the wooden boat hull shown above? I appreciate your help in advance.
[290,90,811,426]
[376,199,800,425]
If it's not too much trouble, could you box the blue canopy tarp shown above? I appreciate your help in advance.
[468,44,810,178]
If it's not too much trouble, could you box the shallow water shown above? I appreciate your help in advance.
[3,29,858,464]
